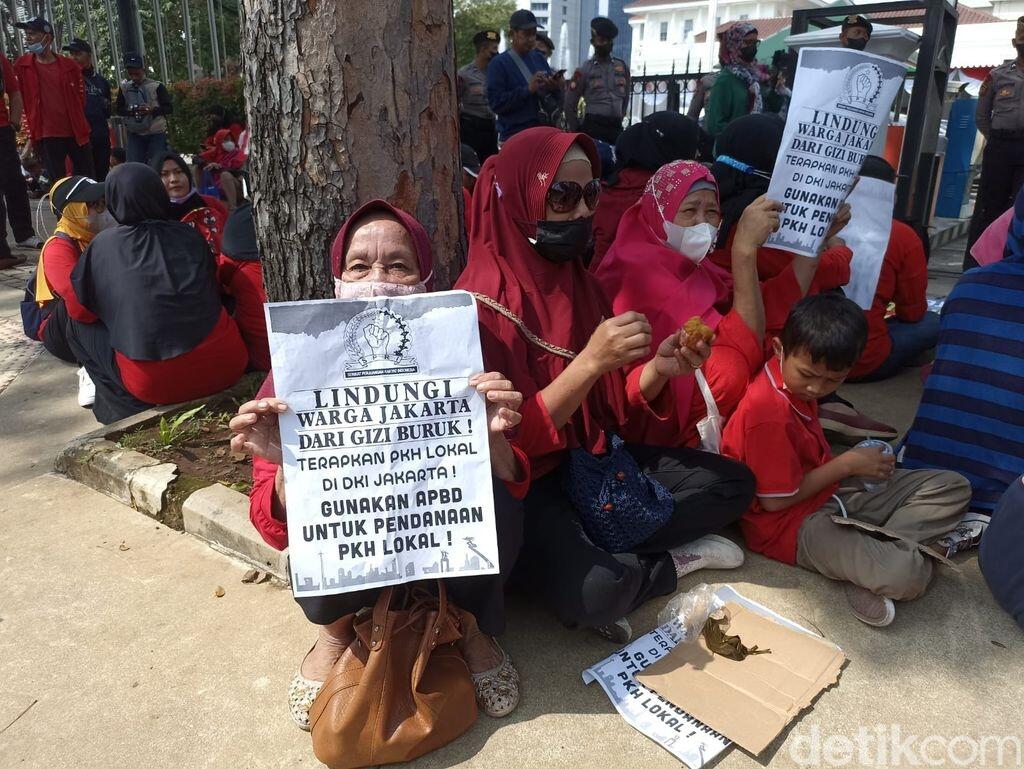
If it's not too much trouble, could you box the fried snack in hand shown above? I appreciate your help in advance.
[682,316,714,350]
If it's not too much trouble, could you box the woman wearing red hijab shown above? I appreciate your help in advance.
[231,200,528,730]
[455,127,755,643]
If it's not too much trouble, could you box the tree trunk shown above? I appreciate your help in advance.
[239,0,465,301]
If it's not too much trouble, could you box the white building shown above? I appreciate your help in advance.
[623,0,831,72]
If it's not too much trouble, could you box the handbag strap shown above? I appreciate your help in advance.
[366,581,451,653]
[472,292,578,361]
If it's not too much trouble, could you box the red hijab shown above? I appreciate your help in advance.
[329,199,434,289]
[455,127,626,456]
[595,160,731,429]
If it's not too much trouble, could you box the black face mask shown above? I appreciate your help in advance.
[531,218,594,264]
[1016,43,1024,58]
[845,37,868,51]
[738,45,758,63]
[594,43,613,57]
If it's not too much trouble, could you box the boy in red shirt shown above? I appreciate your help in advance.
[722,293,970,627]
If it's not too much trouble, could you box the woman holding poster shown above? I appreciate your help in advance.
[456,127,755,645]
[231,200,529,729]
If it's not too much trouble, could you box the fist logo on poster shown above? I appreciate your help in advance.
[837,63,883,117]
[344,306,418,378]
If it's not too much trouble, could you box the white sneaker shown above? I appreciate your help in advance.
[669,534,745,579]
[77,367,95,408]
[16,235,43,249]
[844,583,896,627]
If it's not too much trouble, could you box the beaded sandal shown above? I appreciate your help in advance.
[471,646,521,718]
[288,670,325,731]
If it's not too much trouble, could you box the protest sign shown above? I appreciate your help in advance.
[265,290,499,598]
[841,175,897,309]
[582,586,827,765]
[766,48,907,257]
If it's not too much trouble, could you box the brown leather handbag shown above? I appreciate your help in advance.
[309,582,478,769]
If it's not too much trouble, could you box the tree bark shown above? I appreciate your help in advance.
[239,0,465,301]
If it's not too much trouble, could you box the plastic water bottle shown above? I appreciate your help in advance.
[854,439,894,492]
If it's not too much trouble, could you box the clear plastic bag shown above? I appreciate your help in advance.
[657,583,720,642]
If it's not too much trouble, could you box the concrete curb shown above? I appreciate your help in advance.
[929,217,970,250]
[54,384,288,582]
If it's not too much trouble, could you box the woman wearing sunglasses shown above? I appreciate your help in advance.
[455,127,755,643]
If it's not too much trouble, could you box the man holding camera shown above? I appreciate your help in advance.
[115,52,173,165]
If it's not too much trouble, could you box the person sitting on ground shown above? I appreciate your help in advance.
[708,113,896,443]
[455,127,755,644]
[25,175,114,407]
[229,199,529,730]
[901,184,1024,554]
[153,150,228,251]
[980,476,1024,629]
[216,201,269,372]
[847,156,939,383]
[596,160,828,446]
[590,112,702,270]
[195,128,245,210]
[722,293,971,627]
[65,163,247,424]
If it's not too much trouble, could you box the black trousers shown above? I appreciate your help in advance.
[294,480,524,636]
[65,317,154,424]
[40,297,77,363]
[515,445,755,629]
[90,136,111,181]
[0,126,35,252]
[965,136,1024,269]
[580,114,623,145]
[38,136,95,184]
[459,114,498,162]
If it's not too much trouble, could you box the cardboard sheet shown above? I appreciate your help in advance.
[636,602,845,756]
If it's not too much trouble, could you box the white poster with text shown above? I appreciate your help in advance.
[766,48,906,256]
[265,291,498,598]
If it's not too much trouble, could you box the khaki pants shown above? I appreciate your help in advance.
[796,469,970,601]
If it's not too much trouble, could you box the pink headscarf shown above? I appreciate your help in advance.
[594,160,731,432]
[971,207,1014,267]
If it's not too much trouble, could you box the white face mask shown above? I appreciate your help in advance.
[222,141,236,152]
[333,278,429,300]
[663,221,719,264]
[87,210,117,233]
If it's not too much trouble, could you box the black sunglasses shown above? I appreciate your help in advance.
[546,179,602,213]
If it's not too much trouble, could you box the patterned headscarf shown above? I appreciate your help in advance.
[720,22,769,114]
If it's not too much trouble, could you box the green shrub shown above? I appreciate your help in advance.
[166,77,246,155]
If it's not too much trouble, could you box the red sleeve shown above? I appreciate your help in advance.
[890,222,927,322]
[514,391,567,461]
[744,421,805,498]
[222,152,245,171]
[502,443,532,500]
[3,57,18,93]
[623,363,675,430]
[42,238,96,323]
[813,245,852,291]
[250,454,288,550]
[761,265,804,339]
[230,260,271,372]
[201,195,229,221]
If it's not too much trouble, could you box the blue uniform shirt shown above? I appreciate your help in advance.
[486,48,552,142]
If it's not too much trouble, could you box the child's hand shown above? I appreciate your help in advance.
[843,445,895,481]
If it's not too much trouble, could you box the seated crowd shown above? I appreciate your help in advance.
[24,115,1024,736]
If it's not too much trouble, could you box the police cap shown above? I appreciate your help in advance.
[591,16,618,40]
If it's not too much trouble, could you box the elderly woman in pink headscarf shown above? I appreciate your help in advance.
[596,160,816,448]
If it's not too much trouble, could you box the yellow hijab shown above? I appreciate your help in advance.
[35,177,97,305]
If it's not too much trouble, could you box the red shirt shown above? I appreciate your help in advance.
[115,310,248,404]
[721,357,837,564]
[215,254,270,371]
[849,221,928,379]
[34,58,73,138]
[40,235,95,323]
[0,55,19,128]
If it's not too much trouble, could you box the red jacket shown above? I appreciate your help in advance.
[14,53,90,145]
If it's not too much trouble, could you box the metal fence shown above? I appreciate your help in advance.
[626,61,710,125]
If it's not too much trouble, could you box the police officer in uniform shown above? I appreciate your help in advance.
[967,16,1024,267]
[839,14,872,50]
[565,16,630,144]
[458,30,499,162]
